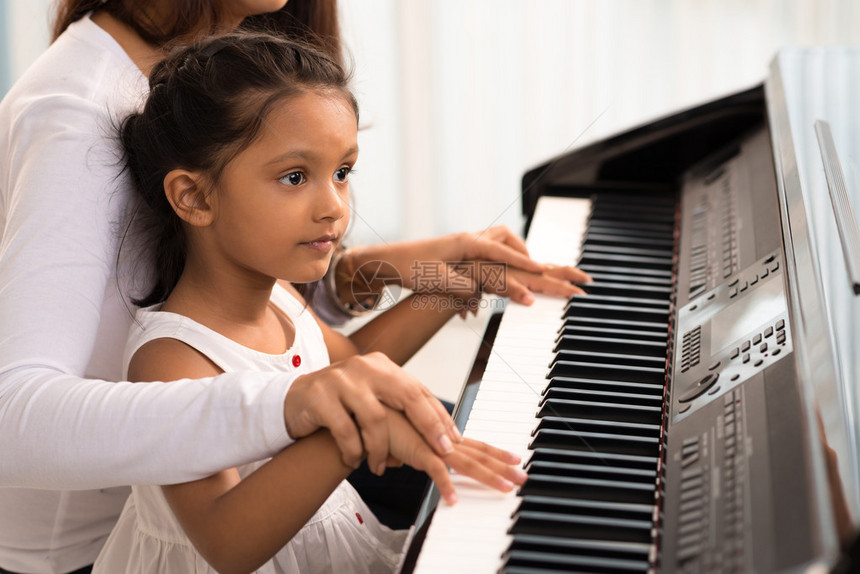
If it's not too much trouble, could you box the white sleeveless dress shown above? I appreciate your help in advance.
[93,285,408,573]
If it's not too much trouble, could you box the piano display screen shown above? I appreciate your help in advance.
[708,276,785,355]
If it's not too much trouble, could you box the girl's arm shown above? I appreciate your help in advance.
[132,339,525,574]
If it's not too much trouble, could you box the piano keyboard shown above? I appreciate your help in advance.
[412,193,677,574]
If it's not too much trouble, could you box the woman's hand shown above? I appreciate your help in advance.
[283,352,461,473]
[382,406,526,505]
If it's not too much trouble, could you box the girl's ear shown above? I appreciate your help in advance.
[163,169,214,227]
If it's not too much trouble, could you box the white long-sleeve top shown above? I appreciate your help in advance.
[0,15,297,573]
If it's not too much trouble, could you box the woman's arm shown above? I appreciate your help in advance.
[0,92,297,488]
[134,338,524,574]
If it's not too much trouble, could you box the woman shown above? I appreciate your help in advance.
[0,1,586,572]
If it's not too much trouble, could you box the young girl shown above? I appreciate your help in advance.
[93,32,526,573]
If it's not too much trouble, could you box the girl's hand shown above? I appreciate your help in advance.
[284,352,461,472]
[382,406,526,505]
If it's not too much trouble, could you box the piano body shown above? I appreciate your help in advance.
[406,48,860,573]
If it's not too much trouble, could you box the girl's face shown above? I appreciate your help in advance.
[206,90,356,285]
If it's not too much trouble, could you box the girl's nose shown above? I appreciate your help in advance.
[317,181,347,222]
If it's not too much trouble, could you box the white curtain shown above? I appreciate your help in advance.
[4,0,860,248]
[340,0,860,248]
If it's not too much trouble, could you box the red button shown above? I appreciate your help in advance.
[292,354,301,367]
[355,512,363,524]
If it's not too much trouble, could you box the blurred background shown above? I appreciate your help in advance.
[3,1,860,249]
[3,0,860,399]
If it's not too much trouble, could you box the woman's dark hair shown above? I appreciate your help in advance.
[52,0,343,66]
[119,31,358,306]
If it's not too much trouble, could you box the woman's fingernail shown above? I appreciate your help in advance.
[513,469,528,483]
[521,292,535,305]
[438,434,454,454]
[451,425,464,442]
[376,462,387,476]
[444,491,458,505]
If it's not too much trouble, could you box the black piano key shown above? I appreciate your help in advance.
[556,325,668,342]
[575,263,673,279]
[584,231,675,249]
[586,218,674,235]
[590,200,675,217]
[527,447,659,471]
[561,316,669,334]
[547,359,665,384]
[563,301,669,323]
[507,532,651,564]
[551,349,665,368]
[533,416,661,438]
[579,244,674,259]
[523,460,657,485]
[553,335,666,357]
[509,508,653,544]
[538,397,662,425]
[504,550,649,574]
[529,427,659,457]
[578,251,673,271]
[576,281,673,300]
[565,293,670,310]
[577,271,673,286]
[517,475,656,505]
[543,380,663,399]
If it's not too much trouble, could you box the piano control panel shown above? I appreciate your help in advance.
[671,249,793,422]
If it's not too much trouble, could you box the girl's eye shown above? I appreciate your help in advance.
[280,171,306,186]
[334,167,352,183]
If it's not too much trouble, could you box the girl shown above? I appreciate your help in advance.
[93,32,526,573]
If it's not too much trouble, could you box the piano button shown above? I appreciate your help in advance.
[741,341,751,352]
[707,385,721,396]
[707,293,716,300]
[739,282,748,292]
[708,361,720,371]
[759,343,767,353]
[754,359,763,367]
[731,373,740,381]
[730,347,740,359]
[681,453,699,467]
[678,373,719,403]
[742,353,750,364]
[764,254,776,264]
[777,332,786,344]
[764,326,774,338]
[678,403,691,414]
[729,287,738,298]
[776,319,785,331]
[772,348,781,356]
[771,261,780,272]
[728,278,740,287]
[761,268,769,278]
[753,334,762,345]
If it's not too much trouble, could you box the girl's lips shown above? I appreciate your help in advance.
[301,238,336,252]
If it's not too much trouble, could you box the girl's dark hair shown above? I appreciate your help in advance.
[52,0,343,66]
[120,32,358,306]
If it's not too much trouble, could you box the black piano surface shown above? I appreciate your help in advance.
[406,48,860,573]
